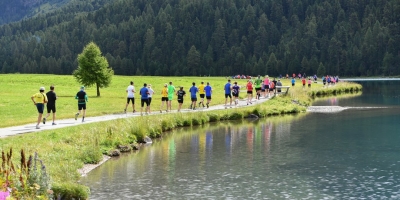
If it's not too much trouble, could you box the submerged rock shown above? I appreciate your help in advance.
[144,136,153,143]
[245,114,259,119]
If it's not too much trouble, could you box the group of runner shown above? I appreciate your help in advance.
[223,75,283,107]
[31,85,88,129]
[124,81,213,115]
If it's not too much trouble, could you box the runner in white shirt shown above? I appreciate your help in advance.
[147,84,155,113]
[124,81,135,113]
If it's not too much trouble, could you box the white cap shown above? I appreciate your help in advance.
[39,87,45,91]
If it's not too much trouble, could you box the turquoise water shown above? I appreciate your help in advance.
[81,81,400,199]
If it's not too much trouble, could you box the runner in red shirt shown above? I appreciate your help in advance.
[246,80,253,105]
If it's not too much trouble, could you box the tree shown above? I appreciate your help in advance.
[73,42,113,97]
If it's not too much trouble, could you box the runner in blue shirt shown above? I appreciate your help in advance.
[189,82,198,110]
[232,82,240,106]
[224,79,232,108]
[140,83,150,115]
[204,82,212,108]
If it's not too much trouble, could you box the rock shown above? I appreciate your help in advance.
[144,136,152,143]
[117,145,131,152]
[130,143,140,150]
[245,114,259,119]
[108,149,121,157]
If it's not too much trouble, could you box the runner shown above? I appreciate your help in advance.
[276,79,283,93]
[269,80,275,97]
[139,83,150,116]
[254,75,262,100]
[308,78,312,88]
[43,85,57,125]
[264,75,270,98]
[204,82,212,108]
[224,79,232,108]
[232,81,240,105]
[147,84,154,113]
[189,82,198,110]
[176,86,186,112]
[160,83,168,113]
[167,82,175,112]
[75,86,88,122]
[31,86,48,129]
[291,77,296,87]
[124,81,135,113]
[198,81,205,108]
[246,80,253,105]
[302,77,306,88]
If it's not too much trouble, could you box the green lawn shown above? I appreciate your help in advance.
[0,74,304,127]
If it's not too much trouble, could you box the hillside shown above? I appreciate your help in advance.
[0,0,70,25]
[0,0,399,76]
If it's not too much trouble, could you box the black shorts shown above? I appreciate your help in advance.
[255,87,261,92]
[206,96,211,100]
[247,91,253,94]
[78,104,86,110]
[269,88,274,92]
[308,84,311,87]
[200,94,205,98]
[148,97,152,105]
[47,104,56,113]
[178,99,184,103]
[292,83,295,86]
[225,94,232,98]
[161,97,168,101]
[265,85,270,89]
[127,97,135,104]
[191,97,197,102]
[141,99,149,107]
[261,89,265,92]
[36,103,44,114]
[233,94,239,97]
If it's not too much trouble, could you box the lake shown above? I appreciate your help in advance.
[81,80,400,199]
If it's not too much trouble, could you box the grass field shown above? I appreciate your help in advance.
[0,74,319,127]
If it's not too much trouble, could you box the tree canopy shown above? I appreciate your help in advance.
[73,42,113,97]
[0,0,400,77]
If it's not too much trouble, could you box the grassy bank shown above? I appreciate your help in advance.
[0,74,361,199]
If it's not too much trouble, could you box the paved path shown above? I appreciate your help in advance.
[0,95,273,138]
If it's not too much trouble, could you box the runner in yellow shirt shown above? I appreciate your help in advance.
[160,83,168,113]
[31,86,48,129]
[198,81,205,108]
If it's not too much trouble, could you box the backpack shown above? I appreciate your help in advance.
[270,82,275,89]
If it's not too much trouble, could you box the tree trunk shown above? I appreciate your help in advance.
[96,82,100,97]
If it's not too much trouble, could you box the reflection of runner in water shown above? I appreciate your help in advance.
[176,87,186,112]
[232,82,240,105]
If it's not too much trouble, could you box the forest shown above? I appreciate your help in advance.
[0,0,399,77]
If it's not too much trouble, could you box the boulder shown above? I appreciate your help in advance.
[144,136,153,143]
[108,149,121,157]
[245,114,259,119]
[117,145,132,152]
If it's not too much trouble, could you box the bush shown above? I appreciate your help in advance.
[207,113,219,122]
[228,112,243,120]
[52,183,89,200]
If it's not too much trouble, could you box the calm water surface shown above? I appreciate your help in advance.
[81,81,400,199]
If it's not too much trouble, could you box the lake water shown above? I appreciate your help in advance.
[81,81,400,199]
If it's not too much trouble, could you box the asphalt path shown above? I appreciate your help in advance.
[0,95,273,138]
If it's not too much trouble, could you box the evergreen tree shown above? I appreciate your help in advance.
[73,42,113,97]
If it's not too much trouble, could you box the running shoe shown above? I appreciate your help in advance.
[52,123,57,125]
[75,113,79,120]
[36,125,40,129]
[206,103,209,108]
[42,118,46,124]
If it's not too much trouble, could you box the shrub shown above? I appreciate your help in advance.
[52,183,89,200]
[228,112,243,120]
[207,113,219,122]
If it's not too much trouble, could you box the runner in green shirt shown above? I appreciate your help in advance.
[254,75,262,100]
[167,81,175,112]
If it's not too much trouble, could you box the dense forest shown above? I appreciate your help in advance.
[0,0,399,76]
